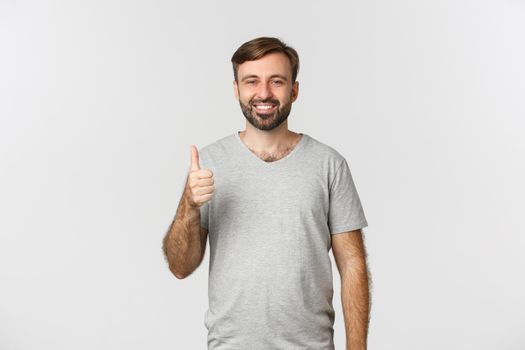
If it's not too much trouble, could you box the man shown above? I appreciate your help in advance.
[162,36,371,350]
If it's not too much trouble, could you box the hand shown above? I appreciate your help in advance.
[185,145,215,208]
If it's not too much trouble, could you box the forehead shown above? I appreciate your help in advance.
[237,52,292,79]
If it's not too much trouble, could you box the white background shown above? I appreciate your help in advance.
[1,1,524,349]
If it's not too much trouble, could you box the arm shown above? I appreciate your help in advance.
[331,229,371,350]
[162,181,208,279]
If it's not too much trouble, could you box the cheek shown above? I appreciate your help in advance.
[240,91,254,101]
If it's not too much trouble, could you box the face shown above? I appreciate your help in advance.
[233,52,299,131]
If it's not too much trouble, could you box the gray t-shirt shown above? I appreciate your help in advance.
[198,131,368,350]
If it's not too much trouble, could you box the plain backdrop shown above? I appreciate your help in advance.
[1,1,524,349]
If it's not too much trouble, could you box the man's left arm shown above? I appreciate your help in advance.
[331,229,371,350]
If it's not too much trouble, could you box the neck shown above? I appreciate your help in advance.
[239,123,300,153]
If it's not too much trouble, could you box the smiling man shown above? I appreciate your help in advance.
[162,36,371,350]
[236,51,296,133]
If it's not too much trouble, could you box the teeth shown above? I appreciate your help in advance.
[255,105,274,109]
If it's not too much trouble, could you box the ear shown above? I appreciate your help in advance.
[291,80,299,102]
[233,80,239,101]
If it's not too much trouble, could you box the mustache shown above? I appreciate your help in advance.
[250,99,280,105]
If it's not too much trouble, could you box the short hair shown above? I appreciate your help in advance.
[231,36,300,84]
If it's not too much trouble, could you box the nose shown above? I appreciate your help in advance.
[256,81,273,100]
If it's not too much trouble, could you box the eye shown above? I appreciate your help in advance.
[272,80,284,85]
[245,80,257,85]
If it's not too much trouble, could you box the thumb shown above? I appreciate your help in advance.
[190,145,200,171]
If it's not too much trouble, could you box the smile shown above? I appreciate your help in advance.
[253,104,277,114]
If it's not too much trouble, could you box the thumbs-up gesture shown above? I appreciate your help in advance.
[185,145,215,208]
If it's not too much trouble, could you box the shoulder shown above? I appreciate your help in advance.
[197,133,236,166]
[303,133,347,169]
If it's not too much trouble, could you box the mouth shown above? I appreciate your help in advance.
[252,103,277,114]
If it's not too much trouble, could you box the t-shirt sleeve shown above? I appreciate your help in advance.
[200,201,209,230]
[328,158,368,234]
[198,148,210,231]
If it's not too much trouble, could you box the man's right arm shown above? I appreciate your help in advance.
[162,144,214,279]
[162,182,208,279]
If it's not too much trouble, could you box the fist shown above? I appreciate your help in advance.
[185,145,215,208]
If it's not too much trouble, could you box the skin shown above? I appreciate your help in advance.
[233,51,302,159]
[163,50,371,349]
[332,230,371,350]
[162,147,212,279]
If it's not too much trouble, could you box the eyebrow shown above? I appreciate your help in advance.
[241,74,289,82]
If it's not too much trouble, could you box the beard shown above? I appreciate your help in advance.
[239,95,293,131]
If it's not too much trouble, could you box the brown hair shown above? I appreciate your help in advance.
[231,36,300,84]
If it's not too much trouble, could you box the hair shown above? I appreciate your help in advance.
[231,36,300,84]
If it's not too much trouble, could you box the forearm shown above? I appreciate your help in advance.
[341,257,371,350]
[162,184,203,279]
